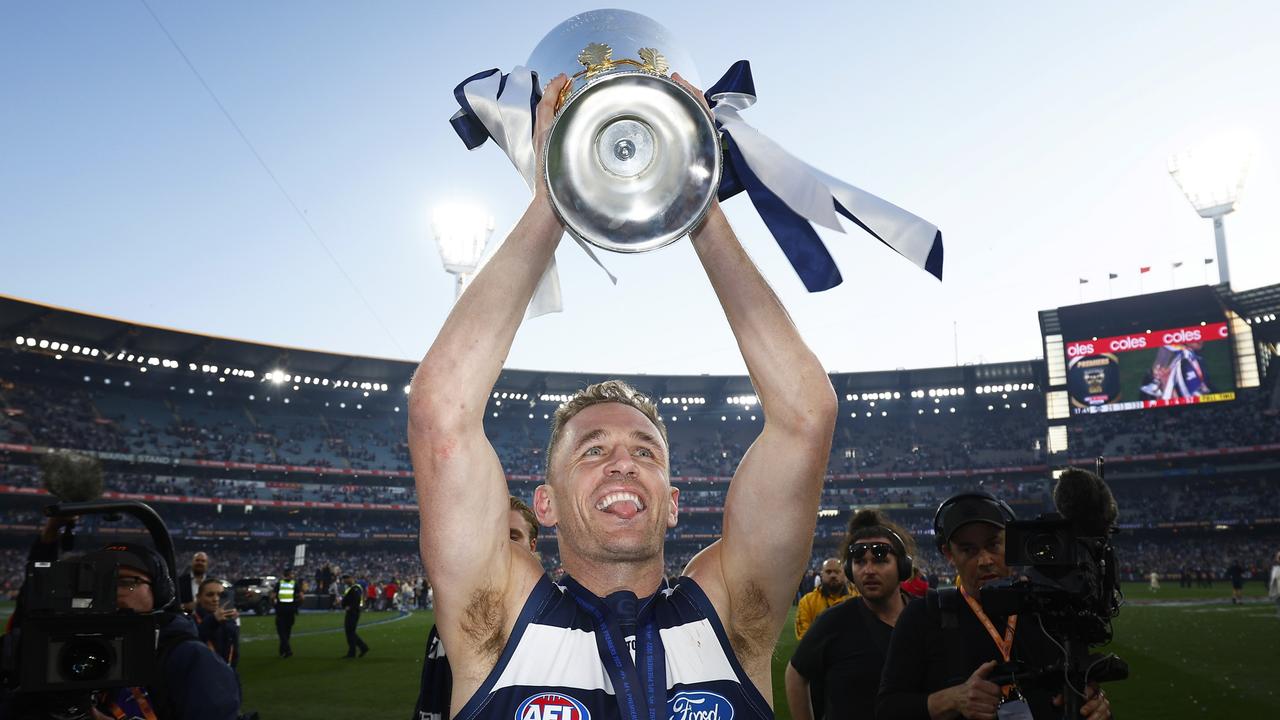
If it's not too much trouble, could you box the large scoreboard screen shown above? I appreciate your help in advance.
[1056,287,1237,415]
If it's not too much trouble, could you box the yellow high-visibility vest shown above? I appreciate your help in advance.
[278,579,296,602]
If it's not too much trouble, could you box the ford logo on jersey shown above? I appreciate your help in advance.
[668,691,734,720]
[515,692,590,720]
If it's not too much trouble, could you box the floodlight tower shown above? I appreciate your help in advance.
[1168,138,1253,286]
[432,206,495,300]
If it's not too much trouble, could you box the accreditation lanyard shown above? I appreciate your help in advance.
[561,576,667,720]
[959,586,1018,661]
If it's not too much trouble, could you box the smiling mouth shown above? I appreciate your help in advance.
[596,491,645,519]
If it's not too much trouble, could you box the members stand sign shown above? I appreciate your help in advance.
[1066,322,1235,414]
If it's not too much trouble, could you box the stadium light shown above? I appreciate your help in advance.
[1168,132,1254,286]
[432,204,495,300]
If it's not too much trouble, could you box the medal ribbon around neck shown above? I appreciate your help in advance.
[560,575,668,720]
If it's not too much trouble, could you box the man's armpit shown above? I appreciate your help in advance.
[728,580,773,664]
[461,585,508,662]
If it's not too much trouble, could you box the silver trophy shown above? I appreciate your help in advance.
[526,9,721,253]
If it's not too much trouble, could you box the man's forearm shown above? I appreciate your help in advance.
[690,204,835,433]
[409,198,561,428]
[784,664,815,720]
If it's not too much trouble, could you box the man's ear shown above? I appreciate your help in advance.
[534,484,557,526]
[667,486,680,528]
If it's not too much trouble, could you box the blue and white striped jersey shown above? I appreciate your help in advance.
[453,574,774,720]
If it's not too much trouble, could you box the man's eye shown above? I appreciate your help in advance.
[635,448,653,458]
[584,447,603,456]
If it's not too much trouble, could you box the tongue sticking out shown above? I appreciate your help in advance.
[601,498,642,520]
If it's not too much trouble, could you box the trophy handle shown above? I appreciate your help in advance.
[554,44,672,114]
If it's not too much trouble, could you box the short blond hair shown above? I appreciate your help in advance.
[544,380,668,481]
[509,495,538,541]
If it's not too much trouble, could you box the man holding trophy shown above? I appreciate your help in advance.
[412,44,837,720]
[413,10,946,717]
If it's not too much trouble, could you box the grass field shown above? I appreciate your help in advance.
[5,582,1279,717]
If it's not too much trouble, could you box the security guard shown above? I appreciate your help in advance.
[341,573,370,658]
[272,566,300,658]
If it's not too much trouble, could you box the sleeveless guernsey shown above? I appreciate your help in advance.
[453,574,774,720]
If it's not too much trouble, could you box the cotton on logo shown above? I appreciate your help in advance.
[1066,342,1095,358]
[516,693,590,720]
[1163,329,1201,344]
[1109,336,1146,351]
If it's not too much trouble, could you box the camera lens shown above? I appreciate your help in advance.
[58,638,115,683]
[1026,533,1061,563]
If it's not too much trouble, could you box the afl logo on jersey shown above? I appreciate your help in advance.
[515,693,590,720]
[668,691,734,720]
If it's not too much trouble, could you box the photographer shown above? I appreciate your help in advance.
[877,492,1112,720]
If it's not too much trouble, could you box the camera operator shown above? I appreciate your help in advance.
[193,579,239,668]
[877,492,1112,720]
[84,544,240,720]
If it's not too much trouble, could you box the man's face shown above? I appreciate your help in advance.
[197,582,223,613]
[192,552,208,576]
[820,559,846,593]
[508,510,537,553]
[848,537,900,601]
[535,403,678,565]
[943,523,1010,592]
[116,566,155,614]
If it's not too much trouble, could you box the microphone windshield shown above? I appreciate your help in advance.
[40,450,105,503]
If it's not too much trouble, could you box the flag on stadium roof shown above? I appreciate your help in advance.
[1140,266,1151,274]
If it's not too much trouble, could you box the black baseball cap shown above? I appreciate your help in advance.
[81,542,164,581]
[936,494,1010,547]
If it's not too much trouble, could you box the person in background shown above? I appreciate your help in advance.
[341,573,369,659]
[178,551,209,613]
[194,578,240,667]
[796,557,855,639]
[271,567,300,658]
[787,509,914,720]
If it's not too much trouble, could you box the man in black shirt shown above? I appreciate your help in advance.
[786,509,914,720]
[1228,561,1245,604]
[341,573,370,658]
[878,491,1113,720]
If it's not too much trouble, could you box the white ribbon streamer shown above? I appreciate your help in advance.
[711,91,941,273]
[453,67,617,318]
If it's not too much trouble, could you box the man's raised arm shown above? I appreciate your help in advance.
[408,76,568,624]
[685,196,837,679]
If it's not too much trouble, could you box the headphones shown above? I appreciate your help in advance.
[111,543,178,612]
[931,491,1017,550]
[845,525,915,583]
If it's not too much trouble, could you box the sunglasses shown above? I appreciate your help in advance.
[849,542,895,562]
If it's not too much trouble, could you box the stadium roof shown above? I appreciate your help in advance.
[0,292,1064,393]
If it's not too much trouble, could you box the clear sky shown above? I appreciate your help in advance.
[2,1,1277,376]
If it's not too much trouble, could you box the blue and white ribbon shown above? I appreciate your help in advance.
[448,61,943,312]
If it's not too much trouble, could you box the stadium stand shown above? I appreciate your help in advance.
[2,291,1279,599]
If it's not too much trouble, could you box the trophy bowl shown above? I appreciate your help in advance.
[527,9,722,253]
